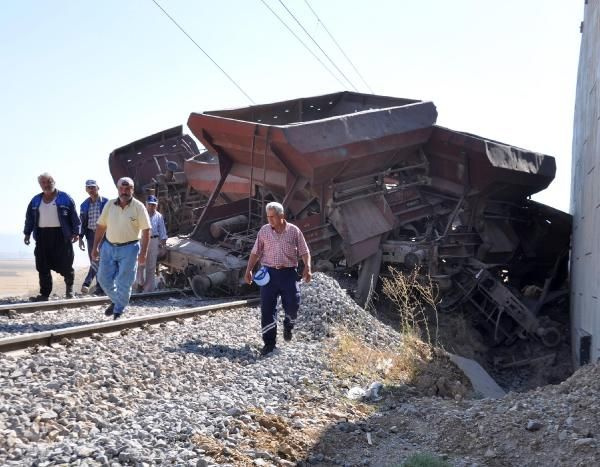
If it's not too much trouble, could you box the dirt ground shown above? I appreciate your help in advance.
[0,259,89,299]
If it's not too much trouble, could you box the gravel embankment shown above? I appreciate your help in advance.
[0,273,401,466]
[2,273,597,467]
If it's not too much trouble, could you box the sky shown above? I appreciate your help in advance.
[0,0,583,260]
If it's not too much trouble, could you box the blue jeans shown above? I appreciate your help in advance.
[97,241,139,314]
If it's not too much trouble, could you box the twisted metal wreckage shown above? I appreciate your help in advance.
[109,92,571,349]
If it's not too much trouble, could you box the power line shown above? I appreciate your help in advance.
[277,0,359,91]
[150,0,255,104]
[258,0,347,89]
[304,0,373,93]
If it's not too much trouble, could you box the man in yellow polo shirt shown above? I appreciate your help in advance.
[92,177,150,319]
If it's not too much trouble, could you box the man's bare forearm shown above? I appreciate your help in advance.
[92,225,107,253]
[246,253,260,273]
[140,229,150,257]
[302,253,311,270]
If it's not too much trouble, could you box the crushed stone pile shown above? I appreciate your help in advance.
[296,273,401,347]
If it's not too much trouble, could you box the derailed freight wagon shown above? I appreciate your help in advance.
[114,92,572,348]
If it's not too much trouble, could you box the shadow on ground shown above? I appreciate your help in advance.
[164,339,259,364]
[0,320,96,334]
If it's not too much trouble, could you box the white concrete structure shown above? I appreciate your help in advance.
[571,0,600,366]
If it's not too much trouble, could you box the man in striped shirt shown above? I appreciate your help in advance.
[245,202,312,356]
[78,179,108,295]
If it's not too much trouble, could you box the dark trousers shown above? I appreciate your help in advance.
[83,229,102,292]
[34,227,74,297]
[260,267,300,346]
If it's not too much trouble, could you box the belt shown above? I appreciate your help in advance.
[266,266,296,270]
[151,235,159,238]
[106,239,139,247]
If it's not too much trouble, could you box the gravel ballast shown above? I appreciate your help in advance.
[1,273,598,466]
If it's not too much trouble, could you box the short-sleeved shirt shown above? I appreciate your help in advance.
[251,222,309,268]
[97,198,151,244]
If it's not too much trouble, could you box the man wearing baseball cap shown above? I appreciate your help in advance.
[92,177,151,319]
[79,179,108,295]
[135,195,168,292]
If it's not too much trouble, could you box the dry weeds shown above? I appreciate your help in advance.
[381,266,440,346]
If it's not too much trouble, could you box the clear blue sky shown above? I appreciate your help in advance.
[0,0,583,258]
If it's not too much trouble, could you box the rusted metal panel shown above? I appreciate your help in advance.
[426,127,556,200]
[183,159,250,197]
[109,125,199,193]
[187,91,438,195]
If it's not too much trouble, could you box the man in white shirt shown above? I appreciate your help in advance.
[23,173,80,301]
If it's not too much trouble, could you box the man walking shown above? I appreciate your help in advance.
[78,179,108,295]
[23,173,80,301]
[92,177,150,319]
[135,195,167,292]
[244,201,312,356]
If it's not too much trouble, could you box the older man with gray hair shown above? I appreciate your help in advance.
[245,201,311,356]
[92,177,150,319]
[23,173,80,301]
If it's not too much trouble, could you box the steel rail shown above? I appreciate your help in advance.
[0,298,260,353]
[0,290,192,315]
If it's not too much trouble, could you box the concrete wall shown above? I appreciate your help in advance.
[571,0,600,366]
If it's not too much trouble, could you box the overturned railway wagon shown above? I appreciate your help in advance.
[113,92,572,348]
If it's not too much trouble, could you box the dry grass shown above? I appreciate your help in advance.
[328,268,471,397]
[328,329,434,385]
[381,266,440,346]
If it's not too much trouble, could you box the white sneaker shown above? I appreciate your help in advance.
[81,285,90,294]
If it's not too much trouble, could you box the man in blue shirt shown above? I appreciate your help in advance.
[78,179,108,295]
[23,173,80,301]
[135,195,168,292]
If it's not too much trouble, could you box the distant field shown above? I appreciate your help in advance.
[0,260,88,299]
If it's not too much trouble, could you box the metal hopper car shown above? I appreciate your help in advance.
[111,92,572,348]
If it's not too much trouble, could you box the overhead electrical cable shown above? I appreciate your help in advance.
[277,0,359,91]
[258,0,347,89]
[150,0,255,104]
[304,0,373,93]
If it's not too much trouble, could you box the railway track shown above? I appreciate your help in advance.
[0,289,191,315]
[0,297,259,353]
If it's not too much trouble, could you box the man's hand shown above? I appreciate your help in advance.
[71,234,79,243]
[24,234,30,246]
[138,253,147,266]
[244,269,253,285]
[92,247,100,262]
[302,266,312,283]
[79,238,85,251]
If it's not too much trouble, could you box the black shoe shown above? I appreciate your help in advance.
[30,295,49,302]
[260,344,276,356]
[283,328,293,342]
[113,313,122,320]
[65,291,74,299]
[104,303,115,316]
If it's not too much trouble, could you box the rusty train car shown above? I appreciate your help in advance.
[110,92,571,348]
